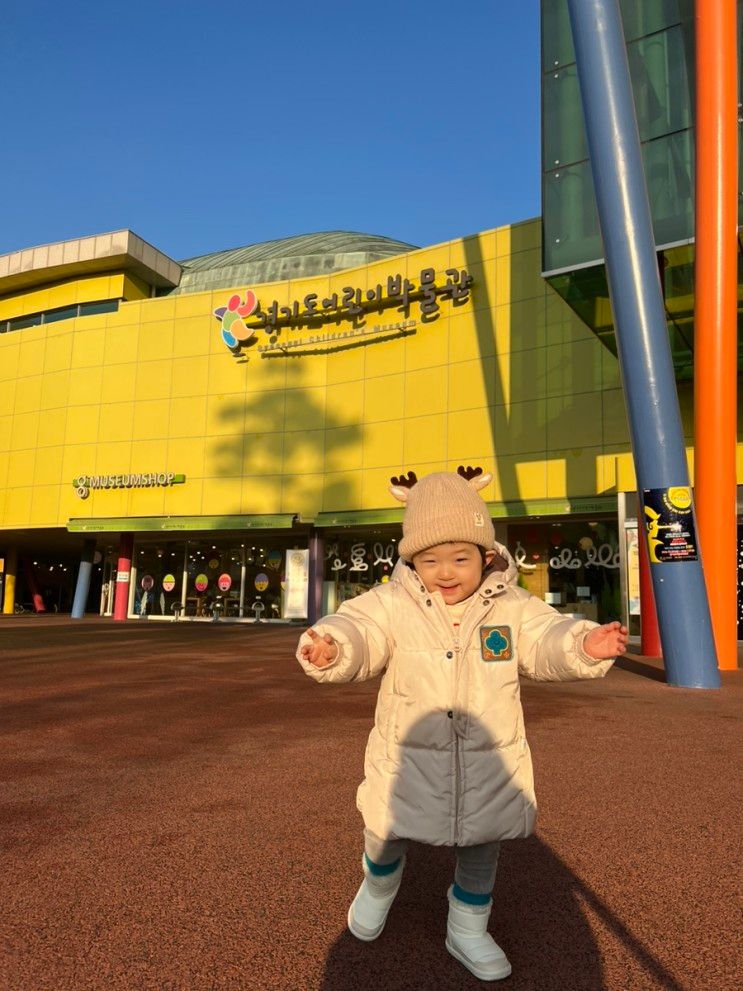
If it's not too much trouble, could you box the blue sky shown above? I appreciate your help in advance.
[2,1,540,260]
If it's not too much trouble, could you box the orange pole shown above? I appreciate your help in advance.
[694,0,739,670]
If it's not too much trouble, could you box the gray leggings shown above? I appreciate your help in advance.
[364,828,500,896]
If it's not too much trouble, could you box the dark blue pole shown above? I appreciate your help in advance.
[567,0,720,687]
[71,539,96,619]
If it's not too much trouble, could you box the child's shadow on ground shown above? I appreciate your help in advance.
[316,708,684,991]
[317,835,605,991]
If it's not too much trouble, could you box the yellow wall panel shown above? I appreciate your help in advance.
[325,345,365,385]
[243,390,286,435]
[30,484,60,524]
[101,362,137,403]
[98,402,135,444]
[240,475,282,514]
[285,386,326,432]
[405,321,448,372]
[363,373,404,423]
[326,380,364,426]
[172,316,211,358]
[61,443,96,486]
[602,390,631,446]
[103,325,139,365]
[169,396,207,439]
[128,486,166,517]
[65,405,100,445]
[321,469,362,512]
[135,360,172,401]
[365,336,405,379]
[171,356,209,398]
[497,457,548,502]
[448,357,496,412]
[280,472,325,516]
[138,323,174,362]
[8,449,36,485]
[0,415,13,453]
[546,393,603,449]
[11,412,40,451]
[405,366,447,418]
[15,375,42,413]
[280,430,325,474]
[203,433,244,478]
[37,409,68,449]
[201,476,242,515]
[448,408,495,461]
[165,478,203,515]
[174,293,211,318]
[140,297,176,322]
[167,437,206,477]
[71,328,106,369]
[69,365,103,405]
[17,334,46,377]
[0,380,17,417]
[44,330,74,373]
[363,420,404,469]
[4,488,34,526]
[493,400,547,455]
[131,400,171,439]
[129,439,165,467]
[94,441,132,474]
[205,394,244,437]
[448,308,496,364]
[32,445,64,485]
[325,425,363,471]
[0,343,20,382]
[403,413,447,464]
[242,431,284,475]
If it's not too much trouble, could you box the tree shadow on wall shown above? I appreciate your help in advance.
[208,360,363,517]
[314,710,685,991]
[463,227,624,508]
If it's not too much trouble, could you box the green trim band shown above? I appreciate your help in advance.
[314,509,405,527]
[314,496,616,528]
[486,496,617,519]
[67,513,296,533]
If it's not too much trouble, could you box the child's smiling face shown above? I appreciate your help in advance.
[412,542,496,605]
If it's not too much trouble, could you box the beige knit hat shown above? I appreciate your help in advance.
[390,466,495,561]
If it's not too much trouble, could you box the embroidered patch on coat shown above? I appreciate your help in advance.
[480,626,513,661]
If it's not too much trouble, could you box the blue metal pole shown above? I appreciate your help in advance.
[567,0,720,687]
[71,539,96,619]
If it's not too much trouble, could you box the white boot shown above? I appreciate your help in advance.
[347,855,405,941]
[445,886,512,981]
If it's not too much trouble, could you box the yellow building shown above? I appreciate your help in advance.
[0,221,661,626]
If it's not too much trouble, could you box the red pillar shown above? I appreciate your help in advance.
[638,516,662,657]
[694,0,739,669]
[112,533,134,622]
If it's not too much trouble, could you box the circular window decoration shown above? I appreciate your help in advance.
[255,573,269,592]
[141,575,154,591]
[162,574,176,592]
[195,574,209,593]
[208,558,220,570]
[218,573,232,592]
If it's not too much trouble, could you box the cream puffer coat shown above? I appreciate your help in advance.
[297,545,612,846]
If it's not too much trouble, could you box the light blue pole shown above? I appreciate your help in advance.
[567,0,720,687]
[71,539,96,619]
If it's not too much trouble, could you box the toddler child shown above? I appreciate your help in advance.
[297,468,627,981]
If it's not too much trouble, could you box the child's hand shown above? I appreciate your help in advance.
[301,628,339,668]
[583,621,629,659]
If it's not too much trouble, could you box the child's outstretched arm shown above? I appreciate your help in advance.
[296,585,394,684]
[516,594,626,682]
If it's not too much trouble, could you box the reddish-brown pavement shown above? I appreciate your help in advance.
[0,616,740,991]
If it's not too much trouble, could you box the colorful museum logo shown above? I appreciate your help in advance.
[213,290,260,353]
